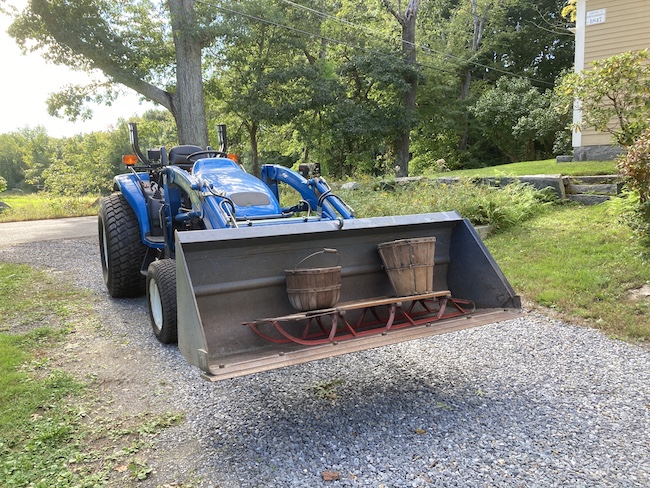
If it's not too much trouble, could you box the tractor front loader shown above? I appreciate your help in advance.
[99,123,520,381]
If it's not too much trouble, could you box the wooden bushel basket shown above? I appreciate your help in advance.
[285,249,341,312]
[377,237,436,296]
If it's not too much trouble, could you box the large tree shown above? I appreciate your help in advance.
[382,0,420,177]
[207,0,336,175]
[416,0,573,163]
[8,0,211,146]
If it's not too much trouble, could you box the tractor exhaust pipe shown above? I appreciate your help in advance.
[217,124,227,154]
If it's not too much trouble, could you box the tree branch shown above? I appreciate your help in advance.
[382,0,405,27]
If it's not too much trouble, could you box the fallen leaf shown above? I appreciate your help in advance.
[414,428,426,435]
[114,465,128,472]
[321,470,340,481]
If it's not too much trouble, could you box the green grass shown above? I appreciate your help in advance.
[0,263,184,486]
[0,263,89,333]
[435,158,618,177]
[486,201,650,342]
[0,191,99,223]
[0,264,91,486]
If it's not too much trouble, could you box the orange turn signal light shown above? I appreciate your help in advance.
[227,153,239,163]
[122,154,138,166]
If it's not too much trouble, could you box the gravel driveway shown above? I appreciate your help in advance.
[1,235,649,487]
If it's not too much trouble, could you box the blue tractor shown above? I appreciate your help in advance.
[99,123,520,380]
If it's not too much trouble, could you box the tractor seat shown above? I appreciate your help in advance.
[168,145,203,170]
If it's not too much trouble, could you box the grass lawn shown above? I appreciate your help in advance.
[439,158,618,177]
[0,191,98,223]
[486,202,650,343]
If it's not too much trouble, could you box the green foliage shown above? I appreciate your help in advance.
[15,126,56,190]
[0,175,6,193]
[557,49,650,147]
[483,0,574,87]
[626,200,650,249]
[0,133,27,190]
[615,126,650,247]
[608,190,650,250]
[4,0,583,176]
[42,130,127,195]
[471,77,569,162]
[40,110,175,196]
[339,178,552,231]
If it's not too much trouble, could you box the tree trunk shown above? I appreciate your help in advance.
[383,0,419,177]
[25,0,209,147]
[249,121,260,176]
[458,67,471,151]
[168,0,209,147]
[459,0,489,152]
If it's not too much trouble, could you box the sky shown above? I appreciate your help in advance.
[0,1,155,138]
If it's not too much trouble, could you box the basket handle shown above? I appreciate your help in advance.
[294,248,340,269]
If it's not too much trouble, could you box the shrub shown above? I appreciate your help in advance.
[618,127,650,203]
[617,129,650,247]
[471,78,568,163]
[557,49,650,147]
[607,190,650,249]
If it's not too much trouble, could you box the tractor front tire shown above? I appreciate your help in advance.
[98,194,147,298]
[146,259,178,344]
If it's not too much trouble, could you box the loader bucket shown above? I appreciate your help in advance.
[175,211,521,381]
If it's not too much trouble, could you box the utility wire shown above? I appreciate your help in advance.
[197,0,458,76]
[197,0,555,87]
[277,0,555,87]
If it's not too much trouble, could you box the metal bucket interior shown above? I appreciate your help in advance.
[174,212,521,380]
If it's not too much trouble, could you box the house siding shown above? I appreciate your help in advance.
[575,0,650,153]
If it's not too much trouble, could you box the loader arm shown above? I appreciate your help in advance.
[260,165,354,220]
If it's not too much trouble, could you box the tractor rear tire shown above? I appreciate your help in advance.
[146,259,178,344]
[98,194,147,298]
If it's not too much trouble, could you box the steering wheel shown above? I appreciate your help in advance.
[186,150,228,162]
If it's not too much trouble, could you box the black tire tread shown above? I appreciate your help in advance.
[147,259,178,344]
[99,193,147,298]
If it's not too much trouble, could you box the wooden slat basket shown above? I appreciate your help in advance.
[285,249,341,311]
[377,237,436,296]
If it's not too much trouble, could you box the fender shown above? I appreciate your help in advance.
[113,173,164,248]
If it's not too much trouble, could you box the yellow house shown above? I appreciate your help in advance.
[572,0,650,160]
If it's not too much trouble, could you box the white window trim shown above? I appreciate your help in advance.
[572,0,587,148]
